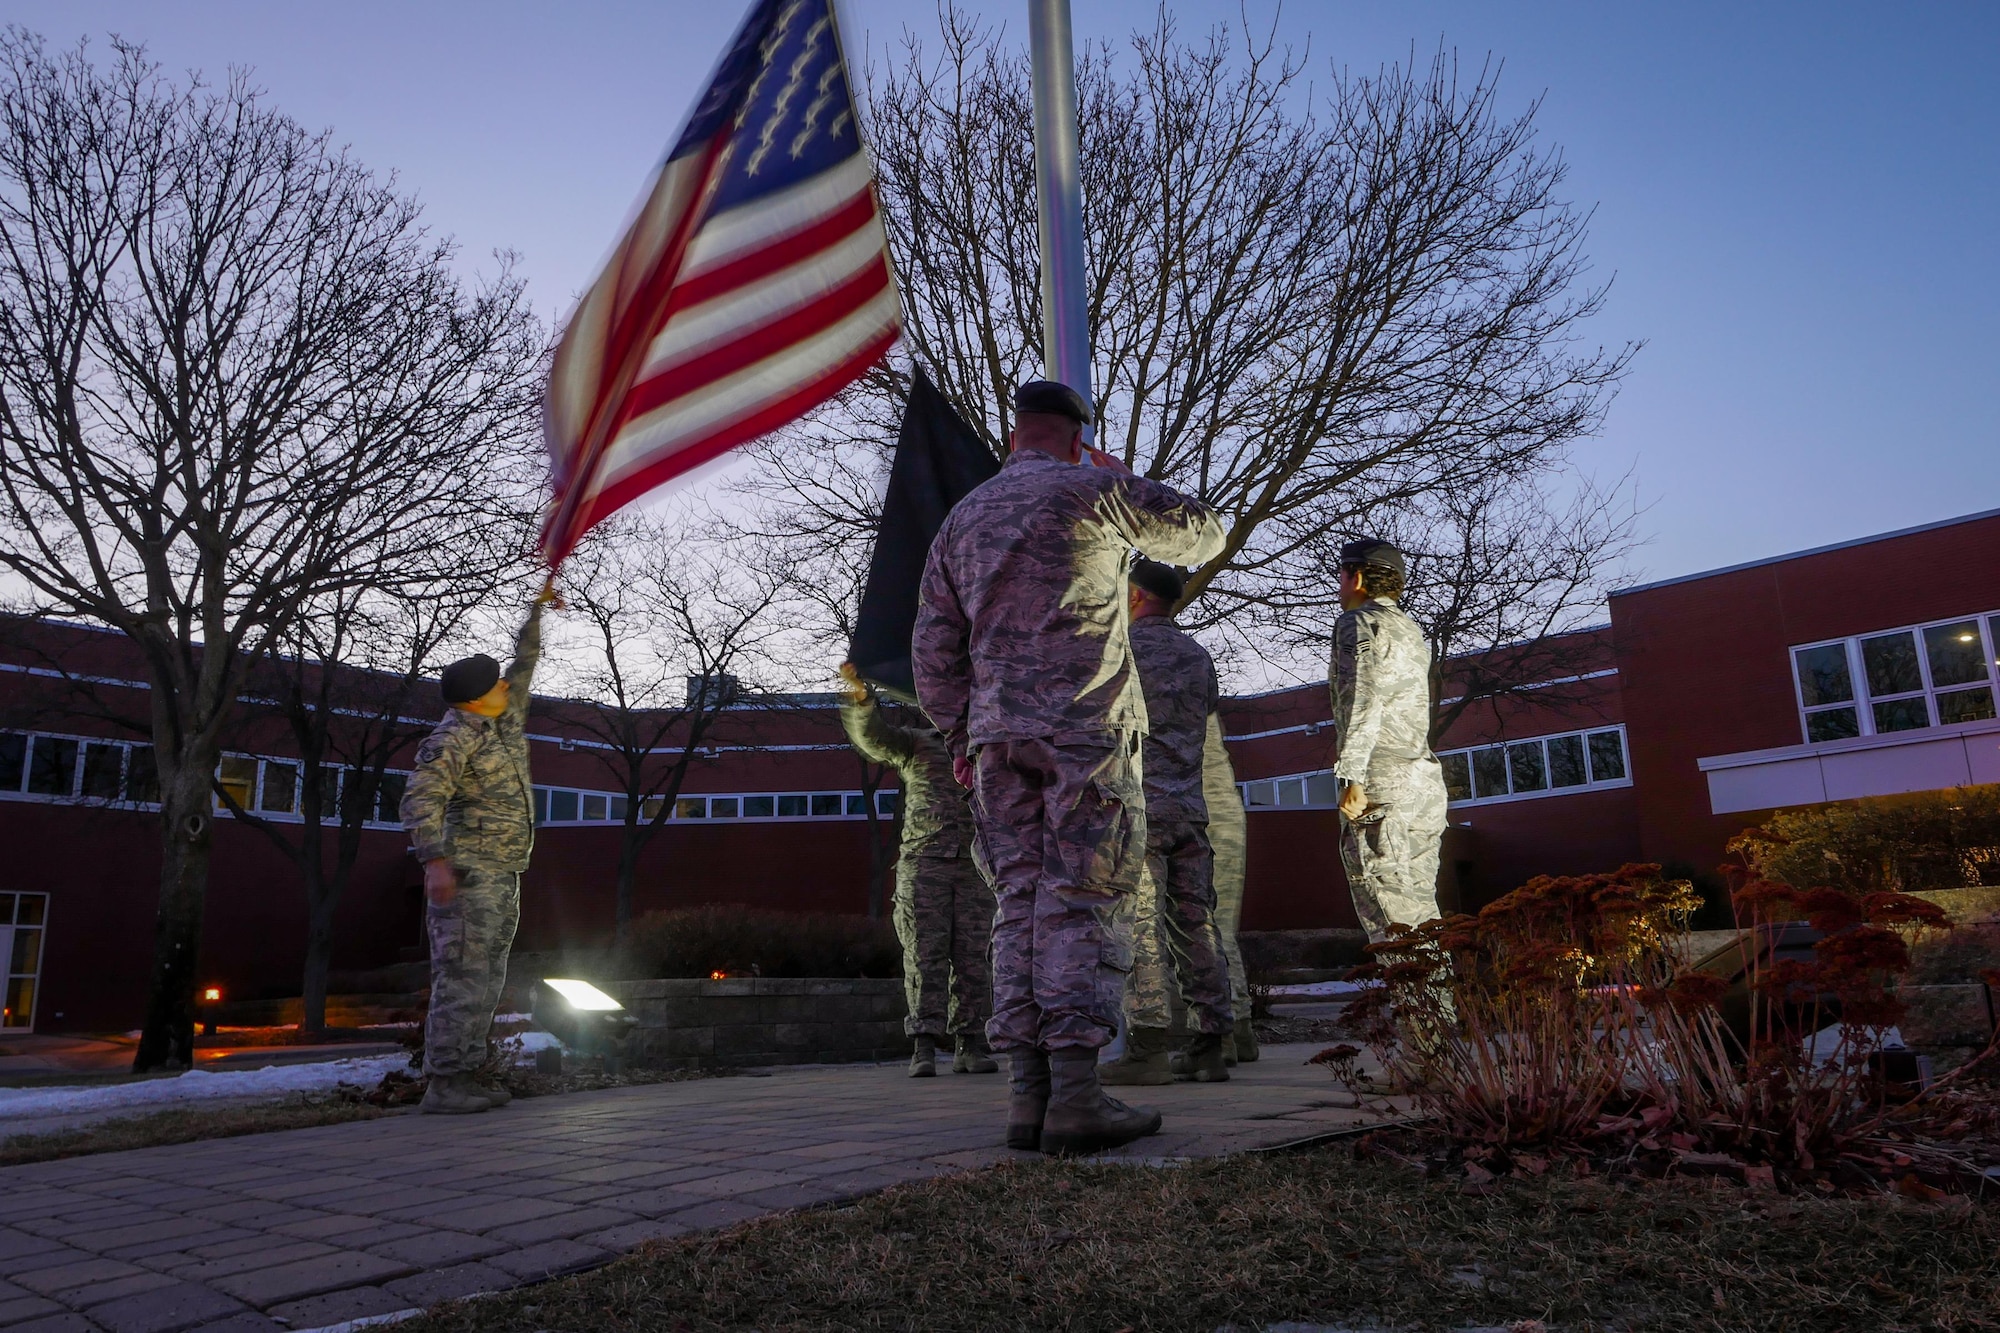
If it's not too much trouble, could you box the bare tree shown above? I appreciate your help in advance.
[735,7,1635,688]
[552,514,794,939]
[0,35,544,1068]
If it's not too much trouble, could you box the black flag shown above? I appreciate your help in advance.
[848,369,999,703]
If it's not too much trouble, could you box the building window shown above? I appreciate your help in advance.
[675,797,706,819]
[1,891,49,1032]
[744,795,776,817]
[1793,612,2000,744]
[710,796,739,818]
[260,760,299,814]
[548,789,579,822]
[809,793,842,817]
[215,756,257,811]
[777,794,808,817]
[877,790,899,816]
[1438,728,1631,807]
[28,737,77,798]
[126,745,159,803]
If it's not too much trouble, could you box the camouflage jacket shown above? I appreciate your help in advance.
[912,450,1226,755]
[401,604,542,872]
[1329,597,1441,798]
[1128,615,1220,821]
[839,697,975,859]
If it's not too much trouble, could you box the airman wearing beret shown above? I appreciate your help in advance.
[401,593,551,1115]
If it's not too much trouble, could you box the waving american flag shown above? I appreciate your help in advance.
[542,0,901,565]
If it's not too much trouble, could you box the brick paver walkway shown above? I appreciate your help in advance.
[0,1043,1380,1332]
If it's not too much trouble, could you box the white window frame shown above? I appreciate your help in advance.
[1791,610,2000,745]
[532,785,889,826]
[1436,725,1633,808]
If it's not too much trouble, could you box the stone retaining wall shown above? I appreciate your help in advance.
[605,977,909,1069]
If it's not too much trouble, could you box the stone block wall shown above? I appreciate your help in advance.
[606,978,909,1069]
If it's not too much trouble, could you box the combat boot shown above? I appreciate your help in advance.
[472,1080,513,1107]
[1179,1032,1230,1083]
[952,1034,998,1074]
[1040,1049,1161,1157]
[1232,1016,1260,1063]
[1006,1049,1050,1151]
[908,1036,938,1078]
[1099,1026,1173,1086]
[419,1073,492,1115]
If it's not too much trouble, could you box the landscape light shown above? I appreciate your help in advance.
[541,978,622,1011]
[710,970,727,980]
[531,977,638,1074]
[203,987,222,1002]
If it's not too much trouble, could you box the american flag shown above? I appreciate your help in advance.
[541,0,901,565]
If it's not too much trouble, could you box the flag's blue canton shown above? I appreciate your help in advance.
[706,0,862,215]
[668,0,782,162]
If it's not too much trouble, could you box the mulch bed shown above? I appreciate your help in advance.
[397,1146,2000,1333]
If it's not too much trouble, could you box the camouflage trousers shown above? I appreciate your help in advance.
[423,866,521,1078]
[1207,785,1250,1012]
[972,732,1146,1053]
[894,849,995,1038]
[1340,787,1447,943]
[1126,820,1235,1033]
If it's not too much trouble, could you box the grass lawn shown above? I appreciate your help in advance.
[398,1147,2000,1333]
[0,1094,391,1166]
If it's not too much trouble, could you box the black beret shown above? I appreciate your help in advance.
[1339,538,1406,579]
[1128,559,1184,605]
[441,654,501,705]
[1013,379,1090,424]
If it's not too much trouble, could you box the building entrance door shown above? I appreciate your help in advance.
[1,891,47,1031]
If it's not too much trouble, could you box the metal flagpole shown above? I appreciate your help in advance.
[1028,0,1092,438]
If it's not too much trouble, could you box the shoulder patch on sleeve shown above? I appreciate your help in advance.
[416,734,448,765]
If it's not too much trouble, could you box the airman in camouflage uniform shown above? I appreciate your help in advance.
[402,598,545,1114]
[1329,541,1447,941]
[1203,712,1257,1061]
[913,380,1226,1156]
[838,666,996,1078]
[1103,562,1233,1085]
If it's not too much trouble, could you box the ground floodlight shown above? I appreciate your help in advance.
[532,977,638,1073]
[541,978,623,1011]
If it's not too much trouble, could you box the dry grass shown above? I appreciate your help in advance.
[400,1148,2000,1333]
[0,1094,390,1166]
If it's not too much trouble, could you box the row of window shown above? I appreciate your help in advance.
[0,891,48,1032]
[1794,612,2000,743]
[535,786,900,825]
[0,731,410,827]
[1241,728,1630,812]
[1440,727,1629,805]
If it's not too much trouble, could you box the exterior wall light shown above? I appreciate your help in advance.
[199,986,222,1036]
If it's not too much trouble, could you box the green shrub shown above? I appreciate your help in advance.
[618,905,901,980]
[1734,784,2000,896]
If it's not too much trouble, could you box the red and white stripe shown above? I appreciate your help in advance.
[544,147,900,561]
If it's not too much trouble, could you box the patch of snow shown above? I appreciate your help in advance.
[0,1054,408,1123]
[1264,980,1378,998]
[511,1030,562,1055]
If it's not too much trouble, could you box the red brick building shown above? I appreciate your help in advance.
[5,506,1998,1034]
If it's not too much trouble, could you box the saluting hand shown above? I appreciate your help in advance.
[1083,445,1131,474]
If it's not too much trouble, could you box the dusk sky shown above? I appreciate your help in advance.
[8,1,1997,592]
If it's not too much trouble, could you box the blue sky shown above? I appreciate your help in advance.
[8,1,1997,589]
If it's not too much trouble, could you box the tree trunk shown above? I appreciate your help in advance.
[300,877,338,1035]
[133,756,217,1072]
[615,819,643,942]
